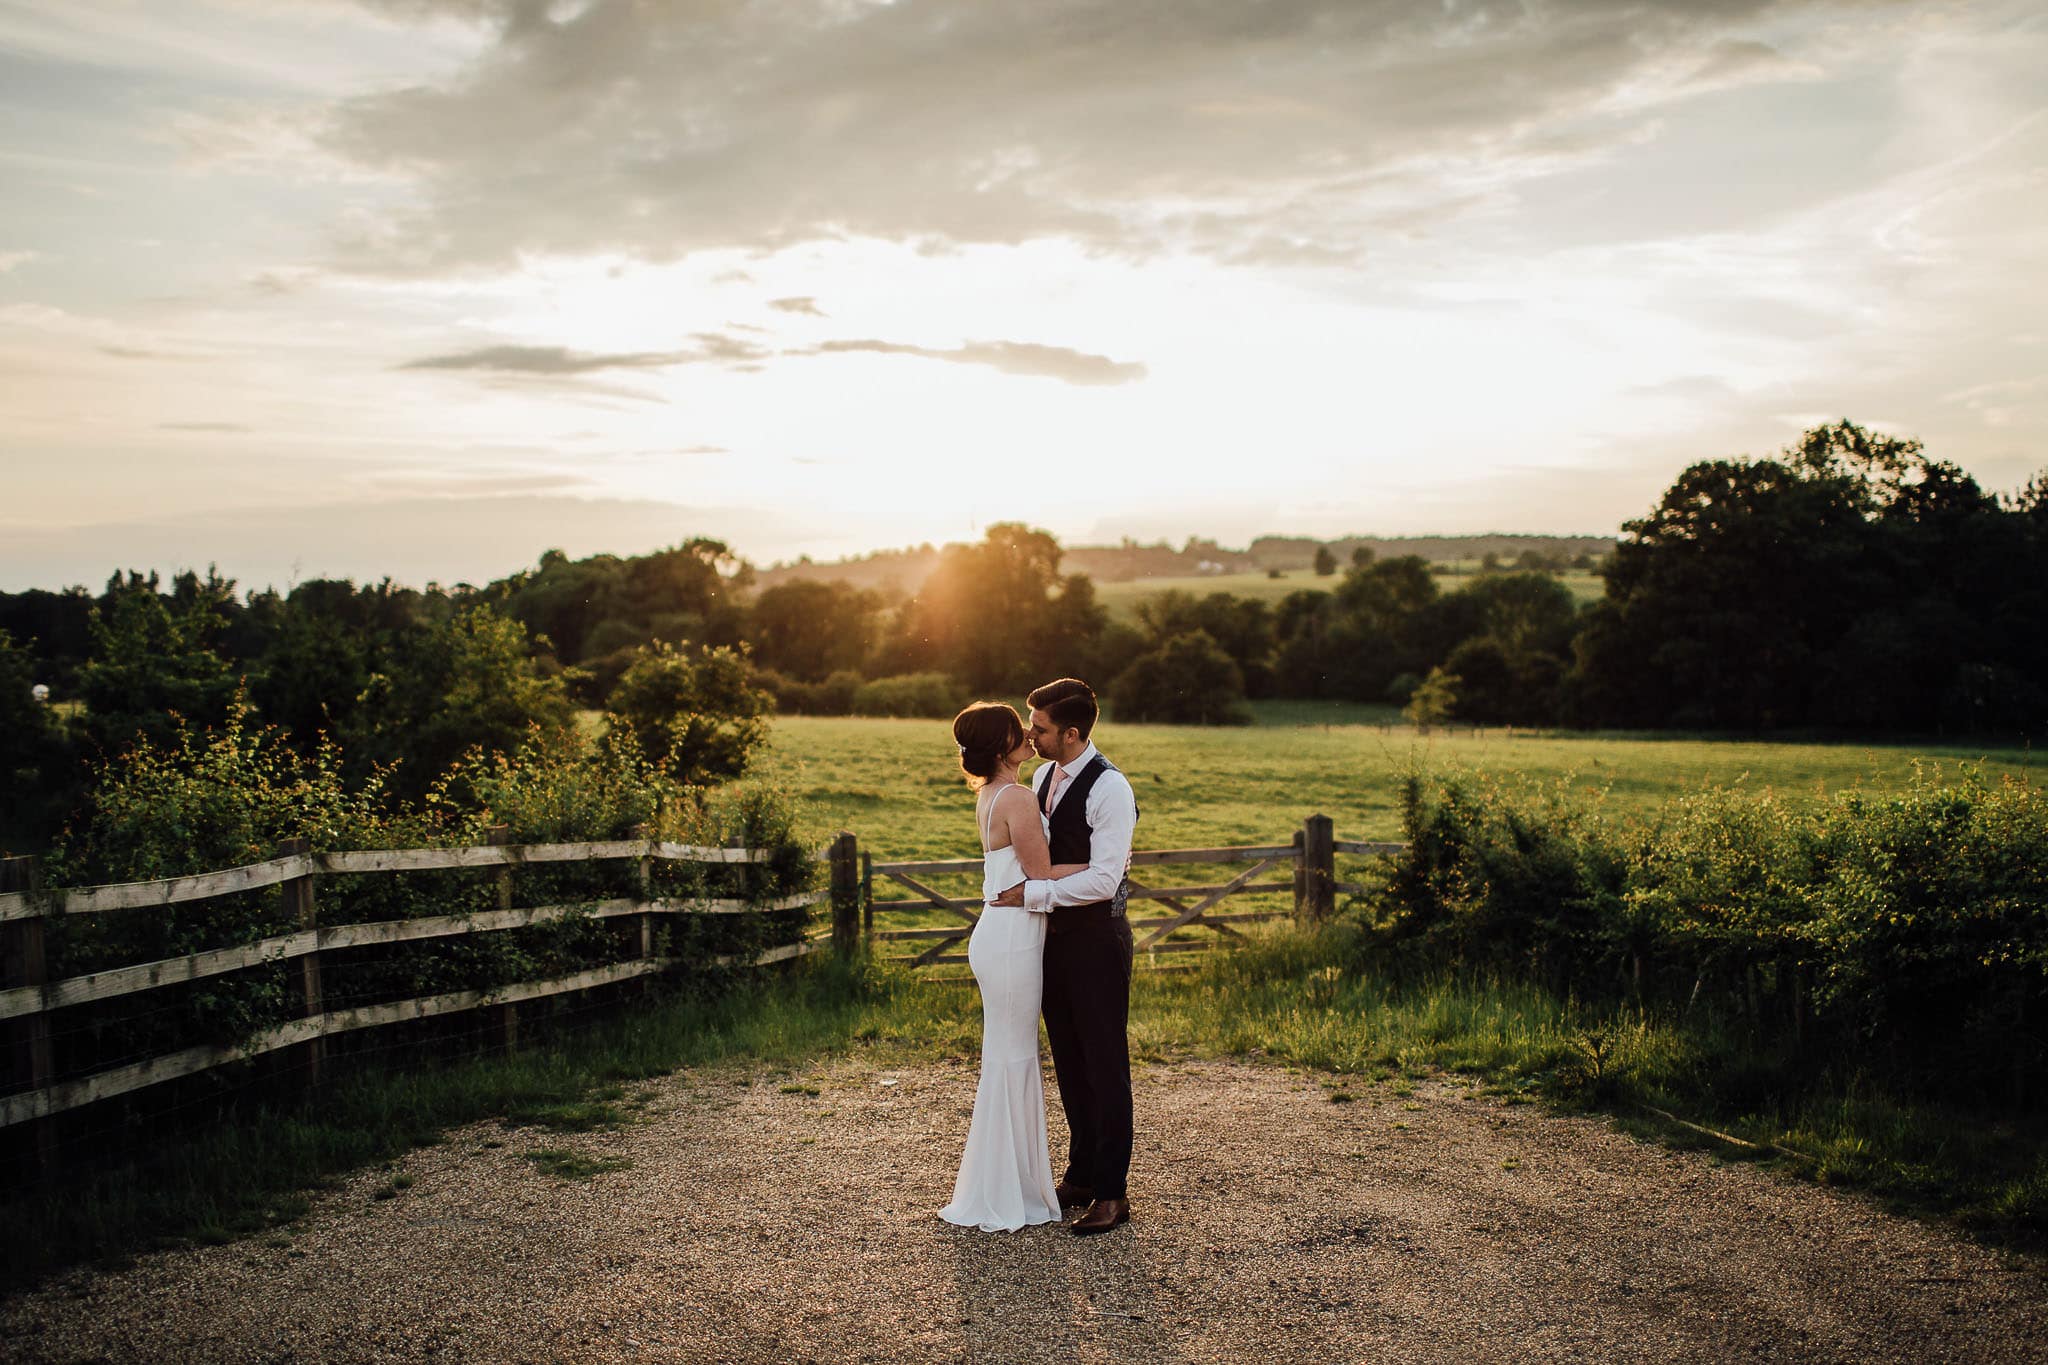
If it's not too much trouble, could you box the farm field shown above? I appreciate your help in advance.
[1091,567,1606,619]
[756,711,2048,861]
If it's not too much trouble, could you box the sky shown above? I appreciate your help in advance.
[1,0,2044,593]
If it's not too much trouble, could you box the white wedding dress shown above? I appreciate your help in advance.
[937,784,1062,1232]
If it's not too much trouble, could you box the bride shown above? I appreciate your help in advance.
[937,701,1086,1232]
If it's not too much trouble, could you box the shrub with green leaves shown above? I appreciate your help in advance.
[609,641,771,783]
[1110,630,1252,726]
[1365,767,2048,1107]
[37,701,814,1073]
[849,671,960,719]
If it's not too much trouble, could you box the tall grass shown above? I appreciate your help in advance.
[1132,927,2047,1244]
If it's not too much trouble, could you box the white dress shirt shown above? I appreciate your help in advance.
[1023,741,1137,913]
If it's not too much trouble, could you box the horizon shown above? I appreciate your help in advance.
[3,1,2044,592]
[0,522,1617,599]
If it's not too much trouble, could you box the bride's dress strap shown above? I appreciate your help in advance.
[979,781,1014,852]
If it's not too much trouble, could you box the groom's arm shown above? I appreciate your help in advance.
[1022,773,1136,913]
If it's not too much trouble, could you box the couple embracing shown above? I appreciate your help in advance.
[938,678,1136,1238]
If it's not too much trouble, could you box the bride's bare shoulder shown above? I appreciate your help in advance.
[993,783,1038,817]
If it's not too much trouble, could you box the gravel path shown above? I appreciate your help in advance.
[6,1053,2044,1364]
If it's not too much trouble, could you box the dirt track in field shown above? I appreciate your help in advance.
[6,1053,2044,1364]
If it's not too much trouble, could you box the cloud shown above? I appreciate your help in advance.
[809,338,1146,386]
[0,250,39,274]
[400,334,769,374]
[769,296,826,316]
[98,344,198,361]
[405,331,1145,386]
[158,421,253,432]
[321,0,1848,271]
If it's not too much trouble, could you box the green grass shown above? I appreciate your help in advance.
[1092,568,1606,619]
[525,1149,631,1181]
[1126,931,2048,1245]
[757,712,2048,861]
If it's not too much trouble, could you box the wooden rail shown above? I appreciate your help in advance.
[0,836,821,1151]
[0,839,770,923]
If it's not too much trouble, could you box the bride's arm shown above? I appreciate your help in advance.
[999,788,1057,880]
[997,790,1087,881]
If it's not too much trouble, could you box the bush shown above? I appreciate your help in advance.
[850,672,960,719]
[1363,768,2048,1108]
[1109,630,1252,725]
[0,628,76,850]
[609,642,771,782]
[350,605,574,797]
[38,701,816,1071]
[755,667,863,716]
[1402,667,1459,726]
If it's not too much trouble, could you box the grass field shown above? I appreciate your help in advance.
[1091,568,1606,619]
[15,715,2042,1286]
[755,710,2048,861]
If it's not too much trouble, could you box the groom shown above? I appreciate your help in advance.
[990,677,1137,1236]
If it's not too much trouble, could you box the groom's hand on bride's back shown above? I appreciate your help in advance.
[989,883,1025,907]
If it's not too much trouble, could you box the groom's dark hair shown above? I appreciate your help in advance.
[1027,677,1098,741]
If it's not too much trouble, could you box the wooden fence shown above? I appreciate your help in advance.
[854,814,1401,975]
[0,833,831,1174]
[2,813,1402,1169]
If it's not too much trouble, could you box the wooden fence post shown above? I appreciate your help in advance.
[277,837,323,1088]
[1303,814,1335,922]
[2,855,57,1178]
[860,850,873,936]
[633,823,657,963]
[1291,828,1306,919]
[486,825,518,1051]
[830,833,860,956]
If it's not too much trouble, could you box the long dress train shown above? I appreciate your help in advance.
[937,786,1062,1232]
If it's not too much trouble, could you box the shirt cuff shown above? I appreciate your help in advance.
[1023,879,1052,913]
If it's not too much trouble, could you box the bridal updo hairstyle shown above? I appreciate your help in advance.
[951,701,1024,788]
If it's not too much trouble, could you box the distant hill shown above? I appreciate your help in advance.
[752,533,1615,595]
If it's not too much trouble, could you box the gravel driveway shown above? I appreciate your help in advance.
[6,1053,2043,1363]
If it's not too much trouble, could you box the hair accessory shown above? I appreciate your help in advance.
[957,743,967,757]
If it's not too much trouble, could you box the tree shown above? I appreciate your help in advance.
[1134,591,1275,696]
[76,572,239,759]
[1403,667,1460,728]
[1313,545,1337,576]
[1318,555,1441,702]
[1270,588,1336,697]
[0,628,76,848]
[884,524,1105,693]
[608,642,771,784]
[1565,419,2037,732]
[481,539,751,666]
[747,580,881,682]
[353,606,573,795]
[1111,630,1252,725]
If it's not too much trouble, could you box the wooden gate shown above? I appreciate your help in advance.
[849,815,1401,977]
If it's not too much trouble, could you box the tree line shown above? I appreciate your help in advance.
[4,420,2042,851]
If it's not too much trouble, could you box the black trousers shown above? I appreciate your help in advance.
[1041,911,1134,1200]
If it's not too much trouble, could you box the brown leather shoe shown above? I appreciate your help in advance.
[1070,1198,1130,1236]
[1055,1181,1095,1212]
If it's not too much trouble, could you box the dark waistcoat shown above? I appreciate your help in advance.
[1040,754,1130,912]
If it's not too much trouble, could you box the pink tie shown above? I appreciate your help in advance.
[1045,765,1067,810]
